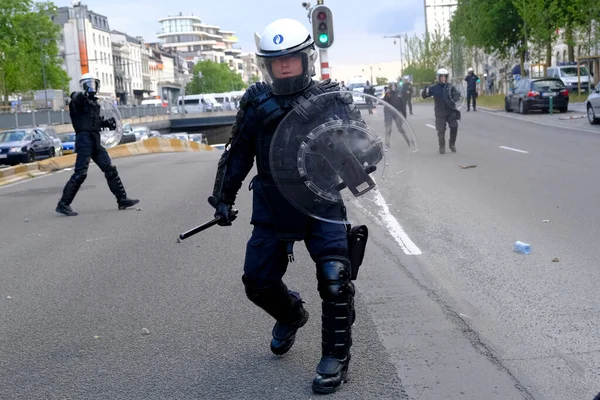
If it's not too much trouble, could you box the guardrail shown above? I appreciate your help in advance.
[0,106,169,130]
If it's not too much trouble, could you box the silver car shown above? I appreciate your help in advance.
[37,125,63,157]
[587,82,600,125]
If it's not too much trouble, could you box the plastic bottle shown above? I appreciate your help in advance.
[514,241,531,254]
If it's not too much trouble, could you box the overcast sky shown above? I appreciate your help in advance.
[56,0,426,66]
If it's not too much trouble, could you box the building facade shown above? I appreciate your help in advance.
[54,2,115,99]
[424,0,457,38]
[157,14,245,78]
[111,30,148,105]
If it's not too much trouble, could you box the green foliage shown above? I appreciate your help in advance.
[248,74,262,84]
[375,77,388,85]
[403,28,451,81]
[186,60,247,94]
[0,0,69,103]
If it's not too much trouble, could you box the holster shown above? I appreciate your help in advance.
[347,225,368,280]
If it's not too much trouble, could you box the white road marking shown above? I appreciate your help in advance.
[499,146,529,154]
[426,124,436,129]
[373,191,422,255]
[354,189,422,256]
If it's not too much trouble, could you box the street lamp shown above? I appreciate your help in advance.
[384,35,405,78]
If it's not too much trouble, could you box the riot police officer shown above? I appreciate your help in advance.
[401,76,413,115]
[207,18,374,394]
[421,68,461,154]
[56,73,139,216]
[464,67,479,111]
[383,82,411,148]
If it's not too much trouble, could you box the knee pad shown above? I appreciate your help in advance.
[104,165,118,180]
[317,256,352,301]
[71,172,87,185]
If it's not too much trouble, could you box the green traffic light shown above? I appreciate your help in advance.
[319,33,329,43]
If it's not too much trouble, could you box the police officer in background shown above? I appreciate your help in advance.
[56,73,139,216]
[421,68,462,154]
[464,67,479,111]
[208,18,379,394]
[401,76,413,115]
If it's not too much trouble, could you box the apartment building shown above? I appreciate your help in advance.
[53,2,115,98]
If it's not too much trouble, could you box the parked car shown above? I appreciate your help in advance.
[59,132,76,154]
[37,125,63,157]
[546,64,593,93]
[0,128,56,165]
[189,133,208,145]
[133,126,151,141]
[586,82,600,125]
[119,123,136,145]
[505,77,569,114]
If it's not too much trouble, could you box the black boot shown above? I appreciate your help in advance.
[105,166,139,209]
[438,132,446,154]
[243,277,309,356]
[312,257,354,394]
[449,127,458,153]
[271,291,309,355]
[56,174,85,216]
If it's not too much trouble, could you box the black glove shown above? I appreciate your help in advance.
[104,117,117,131]
[214,202,237,226]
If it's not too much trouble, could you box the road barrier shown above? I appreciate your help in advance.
[0,137,212,186]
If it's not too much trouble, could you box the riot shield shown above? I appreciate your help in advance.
[269,91,418,225]
[450,77,466,110]
[98,99,123,148]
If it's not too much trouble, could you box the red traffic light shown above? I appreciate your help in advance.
[317,11,327,20]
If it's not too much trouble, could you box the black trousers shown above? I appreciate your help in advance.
[467,90,477,110]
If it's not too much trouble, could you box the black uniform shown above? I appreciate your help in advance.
[421,82,461,153]
[383,88,410,147]
[401,82,413,115]
[210,79,379,393]
[56,92,139,216]
[464,73,479,111]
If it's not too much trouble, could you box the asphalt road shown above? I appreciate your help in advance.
[0,102,598,399]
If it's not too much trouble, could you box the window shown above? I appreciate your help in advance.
[95,50,97,61]
[93,33,96,44]
[110,73,113,82]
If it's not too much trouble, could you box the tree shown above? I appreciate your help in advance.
[402,29,451,82]
[0,0,69,105]
[186,60,246,94]
[515,0,561,66]
[451,0,528,74]
[375,77,388,85]
[248,74,262,84]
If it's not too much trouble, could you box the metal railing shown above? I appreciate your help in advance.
[0,106,170,130]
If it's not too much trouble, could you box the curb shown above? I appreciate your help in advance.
[0,137,212,187]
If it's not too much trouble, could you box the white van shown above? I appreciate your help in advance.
[546,64,593,93]
[141,98,166,107]
[177,94,223,113]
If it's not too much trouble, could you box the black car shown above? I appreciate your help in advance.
[0,128,56,166]
[505,77,569,114]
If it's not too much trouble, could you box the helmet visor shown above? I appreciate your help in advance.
[81,78,100,93]
[257,47,316,95]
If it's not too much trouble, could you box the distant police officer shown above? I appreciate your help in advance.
[464,67,479,111]
[383,82,411,148]
[421,68,462,154]
[56,73,139,216]
[208,19,377,394]
[401,76,413,115]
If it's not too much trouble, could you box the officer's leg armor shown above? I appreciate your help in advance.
[313,255,355,394]
[448,114,459,152]
[92,138,138,209]
[435,117,447,154]
[56,132,93,216]
[393,115,411,146]
[384,115,392,148]
[242,225,308,356]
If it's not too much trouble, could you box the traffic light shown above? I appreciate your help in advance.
[311,5,334,49]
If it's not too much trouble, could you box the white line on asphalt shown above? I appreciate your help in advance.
[479,109,600,134]
[426,124,436,129]
[499,145,529,154]
[373,191,422,255]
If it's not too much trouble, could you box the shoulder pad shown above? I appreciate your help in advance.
[240,82,271,110]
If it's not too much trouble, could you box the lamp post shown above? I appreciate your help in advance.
[384,35,404,79]
[40,38,51,123]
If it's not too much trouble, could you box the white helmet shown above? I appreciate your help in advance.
[80,72,100,94]
[468,67,474,73]
[255,19,317,95]
[436,68,449,81]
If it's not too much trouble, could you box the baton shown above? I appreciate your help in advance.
[176,210,238,243]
